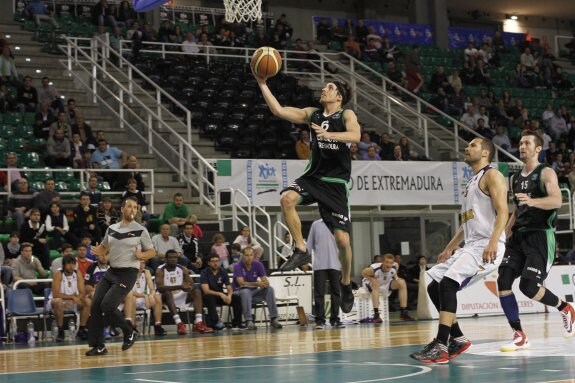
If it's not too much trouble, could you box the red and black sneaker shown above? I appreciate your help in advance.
[447,336,472,360]
[409,339,449,364]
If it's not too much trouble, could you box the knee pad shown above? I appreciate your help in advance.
[427,280,441,311]
[497,267,515,292]
[519,278,540,299]
[439,277,460,313]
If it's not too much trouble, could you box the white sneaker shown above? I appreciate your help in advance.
[561,303,575,338]
[500,330,529,352]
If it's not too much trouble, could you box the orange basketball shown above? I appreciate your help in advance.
[251,46,282,78]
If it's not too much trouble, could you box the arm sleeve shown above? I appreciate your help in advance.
[140,229,154,251]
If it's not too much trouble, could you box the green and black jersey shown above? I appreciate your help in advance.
[511,164,557,231]
[303,109,352,182]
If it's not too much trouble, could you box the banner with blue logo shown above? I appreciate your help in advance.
[448,27,525,49]
[312,17,434,46]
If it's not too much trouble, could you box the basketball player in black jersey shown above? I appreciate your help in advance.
[497,131,575,352]
[255,74,360,313]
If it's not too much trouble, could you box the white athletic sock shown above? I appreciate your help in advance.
[194,313,203,324]
[173,314,182,324]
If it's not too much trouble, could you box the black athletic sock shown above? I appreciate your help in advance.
[558,301,568,311]
[374,308,379,314]
[450,322,464,338]
[436,324,451,346]
[509,320,522,332]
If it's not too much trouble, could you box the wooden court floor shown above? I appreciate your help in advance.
[1,312,575,383]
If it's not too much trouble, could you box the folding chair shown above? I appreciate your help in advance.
[42,288,79,341]
[268,277,300,324]
[6,289,44,342]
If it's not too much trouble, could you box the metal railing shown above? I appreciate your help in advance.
[60,35,218,210]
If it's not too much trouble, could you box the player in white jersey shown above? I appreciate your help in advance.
[48,255,90,341]
[123,260,167,336]
[362,254,414,322]
[410,137,508,364]
[156,250,213,335]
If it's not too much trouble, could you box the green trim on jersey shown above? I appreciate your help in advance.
[545,229,556,271]
[320,176,348,184]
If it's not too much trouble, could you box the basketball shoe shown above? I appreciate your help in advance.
[409,339,449,364]
[280,248,311,271]
[500,330,529,352]
[561,303,575,338]
[177,322,188,335]
[447,336,472,360]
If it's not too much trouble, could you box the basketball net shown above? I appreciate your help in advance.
[223,0,262,22]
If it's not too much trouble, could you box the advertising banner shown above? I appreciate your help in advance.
[448,27,525,49]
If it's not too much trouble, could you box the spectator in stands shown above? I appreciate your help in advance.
[316,18,332,45]
[233,226,263,260]
[460,105,476,130]
[45,202,69,249]
[474,60,494,86]
[0,152,22,190]
[447,69,462,94]
[405,45,424,95]
[509,63,530,88]
[210,233,230,271]
[429,66,449,93]
[96,196,118,235]
[117,0,135,27]
[431,86,450,114]
[49,110,72,138]
[386,61,406,91]
[492,125,512,151]
[3,232,20,266]
[474,105,490,128]
[158,21,175,43]
[362,145,381,161]
[251,28,267,48]
[550,107,569,139]
[475,118,493,139]
[65,98,77,124]
[363,37,381,63]
[350,142,360,160]
[197,32,213,54]
[177,221,202,273]
[276,14,293,38]
[188,214,203,240]
[343,35,361,60]
[200,254,244,330]
[16,75,38,114]
[156,249,214,334]
[163,192,191,236]
[181,32,199,55]
[0,243,12,286]
[38,76,63,113]
[392,144,404,161]
[150,223,184,270]
[19,207,49,267]
[92,0,117,28]
[0,45,20,87]
[71,114,96,148]
[121,178,149,225]
[232,246,283,331]
[398,136,412,160]
[123,259,167,335]
[34,100,56,139]
[25,0,59,29]
[83,175,102,208]
[48,254,90,341]
[358,132,380,158]
[9,178,36,230]
[91,139,126,186]
[46,127,72,167]
[0,83,11,113]
[520,47,536,71]
[33,178,60,215]
[70,133,86,168]
[464,42,478,64]
[295,130,310,160]
[354,20,368,45]
[379,133,395,161]
[114,154,145,191]
[72,192,101,244]
[13,242,48,294]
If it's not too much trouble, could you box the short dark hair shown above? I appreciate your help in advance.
[521,130,543,148]
[231,243,241,251]
[165,249,179,258]
[62,255,77,266]
[61,243,74,252]
[121,196,138,207]
[333,81,351,106]
[479,138,495,163]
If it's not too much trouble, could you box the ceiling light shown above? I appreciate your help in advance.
[510,15,518,20]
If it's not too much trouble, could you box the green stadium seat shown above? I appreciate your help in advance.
[20,152,41,168]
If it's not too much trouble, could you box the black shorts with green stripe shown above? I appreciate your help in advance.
[281,176,351,233]
[499,229,556,283]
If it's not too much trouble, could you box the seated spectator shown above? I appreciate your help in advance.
[428,66,449,93]
[460,105,476,130]
[520,47,536,70]
[35,100,57,139]
[71,114,96,148]
[117,0,136,27]
[197,33,213,54]
[492,125,512,151]
[475,118,493,139]
[25,0,59,29]
[20,207,49,268]
[447,69,462,94]
[232,246,283,330]
[155,250,213,334]
[392,144,404,161]
[16,76,38,114]
[34,178,60,216]
[343,35,361,59]
[362,145,381,161]
[12,243,49,295]
[114,154,145,192]
[355,19,368,45]
[361,254,415,322]
[70,133,86,168]
[187,214,203,240]
[49,110,72,138]
[430,87,450,113]
[96,197,118,236]
[163,192,191,236]
[464,42,478,64]
[474,60,494,86]
[474,106,490,129]
[405,45,424,94]
[48,254,90,341]
[92,0,117,28]
[295,130,310,160]
[181,32,199,55]
[176,221,202,273]
[91,139,126,186]
[233,226,263,260]
[358,132,381,158]
[150,223,185,271]
[8,178,36,230]
[210,233,230,271]
[3,232,21,266]
[75,244,92,278]
[381,36,400,62]
[46,128,72,167]
[509,64,530,88]
[38,76,63,113]
[350,142,360,160]
[316,18,332,44]
[45,202,69,249]
[83,175,102,208]
[386,61,406,90]
[0,243,12,286]
[122,259,166,336]
[200,254,244,330]
[0,45,20,87]
[379,133,395,160]
[398,136,412,160]
[72,192,101,244]
[230,243,242,268]
[120,178,149,225]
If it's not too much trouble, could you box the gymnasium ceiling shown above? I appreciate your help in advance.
[445,0,575,20]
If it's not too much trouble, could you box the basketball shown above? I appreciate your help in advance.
[251,46,282,78]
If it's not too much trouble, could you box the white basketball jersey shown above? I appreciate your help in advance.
[133,271,147,294]
[460,166,505,244]
[50,270,79,299]
[364,263,396,290]
[160,265,184,287]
